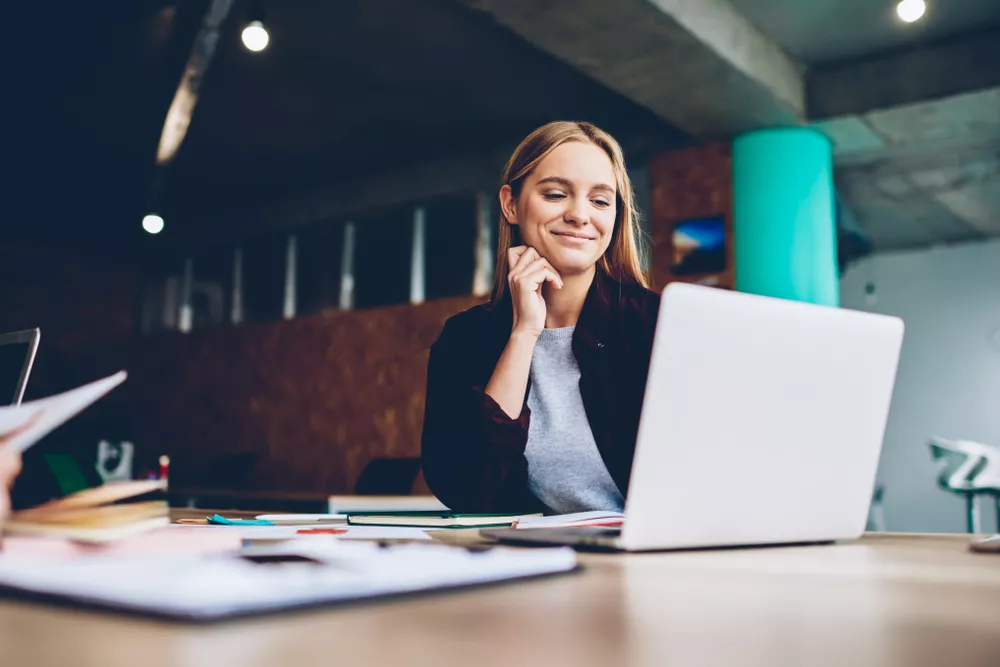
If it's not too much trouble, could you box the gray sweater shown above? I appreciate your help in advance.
[524,327,625,514]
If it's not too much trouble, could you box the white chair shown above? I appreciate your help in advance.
[929,437,1000,533]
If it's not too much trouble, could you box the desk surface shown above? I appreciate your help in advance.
[1,516,997,667]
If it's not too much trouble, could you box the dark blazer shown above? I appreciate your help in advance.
[420,272,661,513]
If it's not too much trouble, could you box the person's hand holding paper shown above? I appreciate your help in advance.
[0,448,22,528]
[0,370,127,536]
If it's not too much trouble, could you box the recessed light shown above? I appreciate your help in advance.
[142,214,164,235]
[896,0,926,23]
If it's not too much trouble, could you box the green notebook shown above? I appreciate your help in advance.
[345,512,542,529]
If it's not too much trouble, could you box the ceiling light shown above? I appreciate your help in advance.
[241,5,269,52]
[142,214,164,235]
[242,20,268,52]
[896,0,926,23]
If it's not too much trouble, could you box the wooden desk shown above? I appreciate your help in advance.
[1,532,997,667]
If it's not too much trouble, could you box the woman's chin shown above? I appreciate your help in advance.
[548,255,600,278]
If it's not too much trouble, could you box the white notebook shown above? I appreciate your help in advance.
[0,542,577,620]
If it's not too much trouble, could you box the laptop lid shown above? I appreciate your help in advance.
[0,328,40,406]
[621,284,903,551]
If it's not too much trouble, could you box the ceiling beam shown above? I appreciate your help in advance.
[155,0,235,166]
[808,27,1000,119]
[453,0,804,137]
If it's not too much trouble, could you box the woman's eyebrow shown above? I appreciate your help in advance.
[536,176,614,193]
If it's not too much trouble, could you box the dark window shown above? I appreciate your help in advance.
[425,193,477,299]
[353,207,412,309]
[137,254,184,334]
[243,233,286,323]
[191,246,233,329]
[297,220,345,316]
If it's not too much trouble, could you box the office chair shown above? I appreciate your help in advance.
[929,437,1000,533]
[354,457,421,495]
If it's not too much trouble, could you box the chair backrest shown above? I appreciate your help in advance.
[354,457,421,495]
[929,437,1000,491]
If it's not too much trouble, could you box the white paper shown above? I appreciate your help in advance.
[0,371,127,453]
[337,526,434,540]
[0,542,577,620]
[515,511,626,529]
[237,525,434,541]
[235,526,329,540]
[255,513,347,523]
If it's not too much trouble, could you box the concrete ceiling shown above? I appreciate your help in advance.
[815,88,1000,249]
[727,0,1000,64]
[701,2,1000,251]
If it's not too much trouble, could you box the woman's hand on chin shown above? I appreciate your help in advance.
[507,245,563,338]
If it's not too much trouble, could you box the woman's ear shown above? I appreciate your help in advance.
[499,184,518,226]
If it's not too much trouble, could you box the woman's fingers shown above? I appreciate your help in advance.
[513,259,563,290]
[507,246,534,275]
[542,269,563,290]
[521,268,562,291]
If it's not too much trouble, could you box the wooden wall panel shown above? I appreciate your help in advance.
[125,295,484,495]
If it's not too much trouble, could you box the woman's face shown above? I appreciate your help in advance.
[501,141,618,278]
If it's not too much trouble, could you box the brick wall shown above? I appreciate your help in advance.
[647,142,734,290]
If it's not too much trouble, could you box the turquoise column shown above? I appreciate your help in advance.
[733,128,839,307]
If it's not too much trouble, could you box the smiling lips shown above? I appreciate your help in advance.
[552,230,597,241]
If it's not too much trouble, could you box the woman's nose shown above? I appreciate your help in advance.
[564,199,589,225]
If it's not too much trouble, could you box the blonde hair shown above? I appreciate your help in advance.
[491,121,648,303]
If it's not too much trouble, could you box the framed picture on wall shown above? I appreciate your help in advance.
[670,215,728,277]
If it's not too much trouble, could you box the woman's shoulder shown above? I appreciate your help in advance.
[624,281,661,305]
[612,280,661,321]
[436,300,510,347]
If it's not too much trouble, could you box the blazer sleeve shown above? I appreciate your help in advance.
[419,318,545,514]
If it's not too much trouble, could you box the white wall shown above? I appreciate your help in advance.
[841,238,1000,533]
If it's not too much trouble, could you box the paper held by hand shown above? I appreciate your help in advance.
[0,371,127,453]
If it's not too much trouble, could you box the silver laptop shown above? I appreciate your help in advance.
[484,283,904,551]
[0,328,40,406]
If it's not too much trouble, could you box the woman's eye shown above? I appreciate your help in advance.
[543,192,567,201]
[593,199,611,208]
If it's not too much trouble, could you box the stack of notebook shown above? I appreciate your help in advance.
[4,479,169,543]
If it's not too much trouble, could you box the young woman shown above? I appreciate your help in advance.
[420,121,660,514]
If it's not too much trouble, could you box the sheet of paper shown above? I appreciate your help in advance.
[237,525,340,540]
[0,371,127,453]
[237,525,434,541]
[337,526,434,540]
[0,525,241,562]
[515,511,625,529]
[0,542,577,620]
[255,513,347,523]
